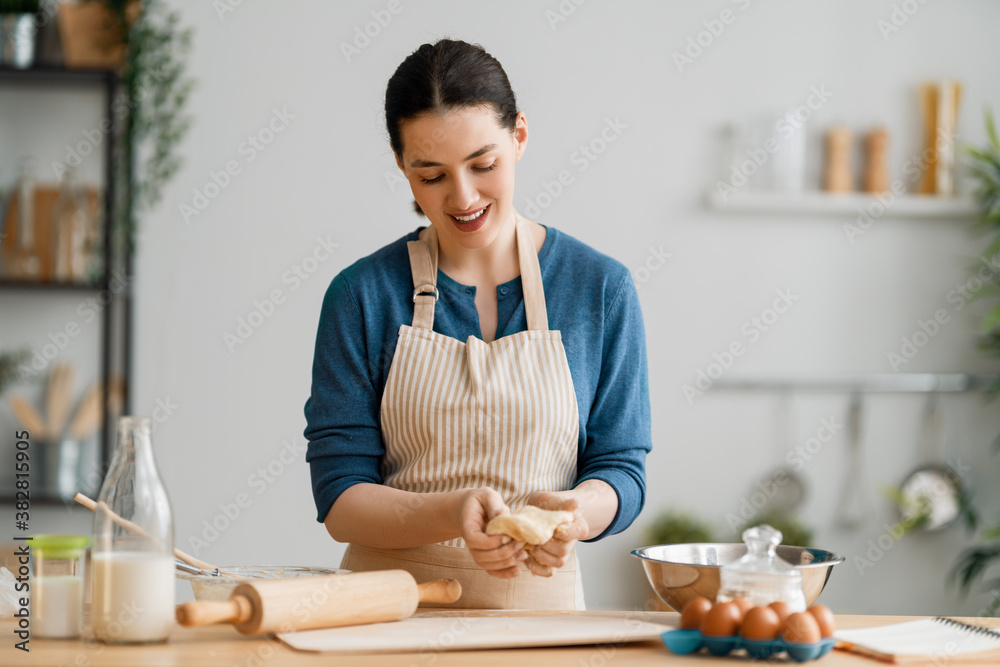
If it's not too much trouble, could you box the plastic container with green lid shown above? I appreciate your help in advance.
[27,534,89,639]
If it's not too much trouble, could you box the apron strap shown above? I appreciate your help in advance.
[406,217,549,332]
[407,225,439,330]
[515,215,549,331]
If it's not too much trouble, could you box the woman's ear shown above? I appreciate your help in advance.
[394,152,405,172]
[513,112,528,163]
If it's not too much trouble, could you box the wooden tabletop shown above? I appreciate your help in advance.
[3,611,998,666]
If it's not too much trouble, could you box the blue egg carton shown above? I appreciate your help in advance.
[662,629,835,662]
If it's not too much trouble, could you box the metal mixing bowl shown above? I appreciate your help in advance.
[632,543,844,611]
[178,565,348,601]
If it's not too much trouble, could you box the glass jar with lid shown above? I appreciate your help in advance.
[27,534,89,639]
[716,524,807,611]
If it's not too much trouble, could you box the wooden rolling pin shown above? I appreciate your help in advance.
[176,570,461,635]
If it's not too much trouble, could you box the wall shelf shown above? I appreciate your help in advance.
[713,373,998,393]
[0,66,131,503]
[0,279,112,293]
[706,190,978,219]
[0,65,116,84]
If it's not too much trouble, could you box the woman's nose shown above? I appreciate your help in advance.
[447,172,478,210]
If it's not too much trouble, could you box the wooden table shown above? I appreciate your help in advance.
[3,611,998,666]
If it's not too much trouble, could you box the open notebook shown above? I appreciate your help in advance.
[836,618,1000,662]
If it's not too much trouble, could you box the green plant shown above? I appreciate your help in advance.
[0,350,29,395]
[645,510,714,545]
[968,109,1000,375]
[731,511,814,548]
[104,0,194,253]
[948,108,1000,614]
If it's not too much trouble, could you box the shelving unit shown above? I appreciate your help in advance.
[706,190,978,219]
[0,65,132,503]
[713,373,998,394]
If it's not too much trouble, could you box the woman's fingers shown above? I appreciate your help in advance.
[554,514,589,541]
[460,487,509,550]
[524,550,553,577]
[473,540,525,563]
[529,538,574,568]
[469,540,527,578]
[527,491,579,513]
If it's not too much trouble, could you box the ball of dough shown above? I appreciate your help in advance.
[485,505,575,545]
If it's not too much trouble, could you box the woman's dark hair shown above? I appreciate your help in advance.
[385,39,518,158]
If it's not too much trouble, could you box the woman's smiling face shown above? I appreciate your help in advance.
[396,105,527,251]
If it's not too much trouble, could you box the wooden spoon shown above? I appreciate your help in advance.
[73,492,227,574]
[9,395,46,439]
[47,363,76,440]
[67,381,101,441]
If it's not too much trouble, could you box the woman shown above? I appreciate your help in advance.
[305,39,651,610]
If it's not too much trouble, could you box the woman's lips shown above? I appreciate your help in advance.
[448,204,490,232]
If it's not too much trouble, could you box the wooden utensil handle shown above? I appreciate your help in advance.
[417,579,462,604]
[176,596,253,627]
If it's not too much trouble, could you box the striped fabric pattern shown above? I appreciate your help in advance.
[380,325,579,547]
[378,217,580,549]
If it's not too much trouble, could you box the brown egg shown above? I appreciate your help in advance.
[731,596,753,617]
[701,601,740,637]
[807,604,835,638]
[768,600,791,624]
[740,606,781,641]
[718,599,745,626]
[679,597,712,630]
[782,612,822,644]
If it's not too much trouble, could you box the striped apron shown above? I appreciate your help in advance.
[341,216,584,610]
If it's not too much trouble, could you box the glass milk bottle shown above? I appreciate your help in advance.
[92,416,175,644]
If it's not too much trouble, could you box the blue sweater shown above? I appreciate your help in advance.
[304,225,651,541]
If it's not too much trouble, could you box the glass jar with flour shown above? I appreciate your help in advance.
[92,416,175,644]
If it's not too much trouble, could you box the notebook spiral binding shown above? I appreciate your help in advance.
[934,617,1000,639]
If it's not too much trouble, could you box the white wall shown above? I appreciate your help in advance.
[10,0,1000,614]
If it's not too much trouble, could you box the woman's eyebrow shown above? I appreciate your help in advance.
[410,144,498,168]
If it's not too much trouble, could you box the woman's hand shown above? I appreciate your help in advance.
[523,491,590,577]
[459,487,528,579]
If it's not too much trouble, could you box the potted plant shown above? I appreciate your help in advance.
[645,510,715,546]
[93,0,193,255]
[949,109,1000,615]
[0,350,29,395]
